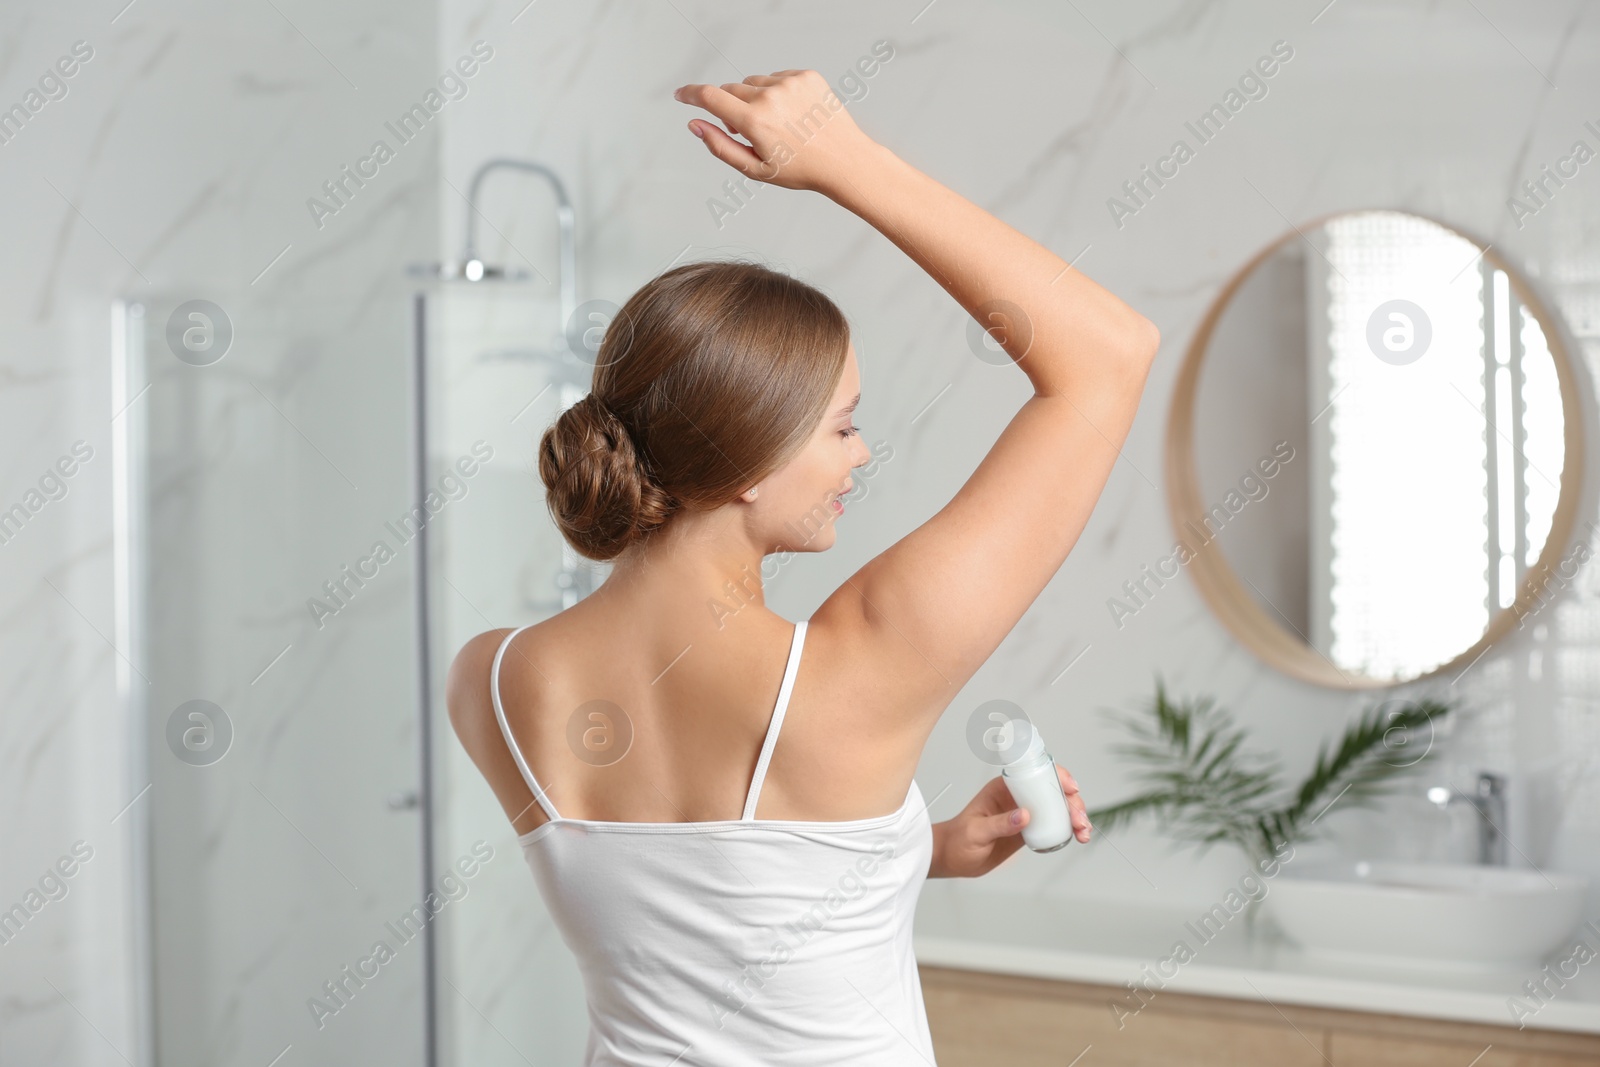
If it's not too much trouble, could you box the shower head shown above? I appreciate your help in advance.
[405,157,576,325]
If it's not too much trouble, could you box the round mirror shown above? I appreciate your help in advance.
[1167,209,1586,688]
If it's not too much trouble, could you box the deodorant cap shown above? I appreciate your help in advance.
[1003,720,1047,768]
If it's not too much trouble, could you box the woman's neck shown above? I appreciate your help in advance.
[591,511,776,635]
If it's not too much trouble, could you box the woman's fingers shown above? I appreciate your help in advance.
[687,120,768,177]
[676,82,767,173]
[673,83,753,131]
[673,69,870,195]
[710,84,759,136]
[1062,789,1088,827]
[983,807,1027,842]
[1057,764,1092,841]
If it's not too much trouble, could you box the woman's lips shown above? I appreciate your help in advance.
[832,498,844,515]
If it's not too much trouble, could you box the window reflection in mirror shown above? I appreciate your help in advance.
[1191,210,1569,684]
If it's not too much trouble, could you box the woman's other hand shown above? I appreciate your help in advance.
[930,765,1091,878]
[673,70,877,197]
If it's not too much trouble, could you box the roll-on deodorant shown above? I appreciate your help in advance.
[1000,724,1072,852]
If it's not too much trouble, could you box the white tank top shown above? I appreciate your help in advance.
[491,619,938,1066]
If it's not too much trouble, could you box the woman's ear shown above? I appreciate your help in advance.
[740,485,760,502]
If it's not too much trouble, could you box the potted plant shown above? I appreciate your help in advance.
[1089,681,1455,874]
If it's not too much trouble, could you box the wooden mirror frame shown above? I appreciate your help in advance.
[1165,209,1588,689]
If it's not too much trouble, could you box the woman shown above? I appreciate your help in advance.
[448,69,1159,1065]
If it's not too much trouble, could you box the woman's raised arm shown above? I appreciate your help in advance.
[676,71,1160,721]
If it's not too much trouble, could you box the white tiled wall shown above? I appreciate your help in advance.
[5,1,1599,1064]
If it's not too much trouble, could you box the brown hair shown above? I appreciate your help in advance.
[538,260,851,562]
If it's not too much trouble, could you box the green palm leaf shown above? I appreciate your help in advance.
[1088,680,1454,865]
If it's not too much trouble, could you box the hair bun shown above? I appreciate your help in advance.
[538,393,676,561]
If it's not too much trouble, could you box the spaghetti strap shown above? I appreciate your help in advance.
[741,620,808,821]
[491,625,562,823]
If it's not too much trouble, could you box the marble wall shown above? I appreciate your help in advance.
[430,0,1600,1060]
[5,0,1600,1065]
[0,1,439,1065]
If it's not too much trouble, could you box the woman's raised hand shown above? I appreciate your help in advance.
[673,70,876,197]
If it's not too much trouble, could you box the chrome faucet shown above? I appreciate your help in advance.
[1427,772,1508,865]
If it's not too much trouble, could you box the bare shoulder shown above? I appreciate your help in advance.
[446,629,514,753]
[446,621,571,738]
[446,624,567,834]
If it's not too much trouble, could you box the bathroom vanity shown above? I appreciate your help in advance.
[914,885,1600,1066]
[919,966,1600,1066]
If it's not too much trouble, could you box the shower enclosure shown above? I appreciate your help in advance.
[412,158,603,1064]
[115,159,599,1066]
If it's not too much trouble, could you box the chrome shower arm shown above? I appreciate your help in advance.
[461,158,577,329]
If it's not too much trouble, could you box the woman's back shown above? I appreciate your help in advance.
[481,618,938,1066]
[461,587,925,836]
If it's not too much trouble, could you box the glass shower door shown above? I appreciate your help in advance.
[120,289,430,1067]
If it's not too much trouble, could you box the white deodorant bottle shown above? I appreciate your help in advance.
[1000,724,1072,852]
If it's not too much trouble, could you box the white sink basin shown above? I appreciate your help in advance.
[1265,860,1588,969]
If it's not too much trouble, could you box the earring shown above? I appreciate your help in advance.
[746,486,759,501]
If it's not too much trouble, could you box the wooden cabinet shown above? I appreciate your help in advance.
[920,966,1600,1067]
[1327,1033,1598,1067]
